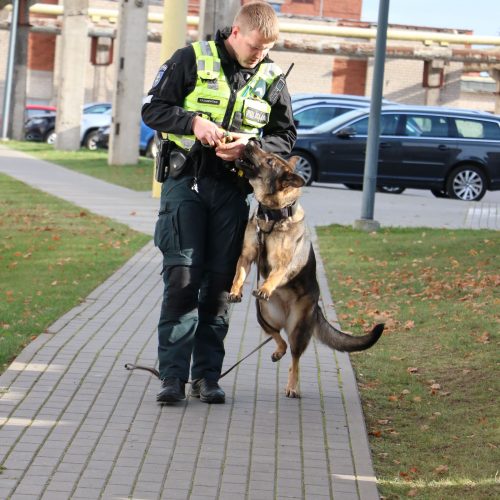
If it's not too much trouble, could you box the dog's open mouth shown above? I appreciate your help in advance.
[235,141,260,178]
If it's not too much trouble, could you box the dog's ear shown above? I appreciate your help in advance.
[287,156,300,171]
[282,171,306,188]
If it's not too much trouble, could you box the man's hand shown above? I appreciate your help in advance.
[192,116,226,147]
[215,132,251,162]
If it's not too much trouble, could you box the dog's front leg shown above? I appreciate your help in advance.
[228,223,258,303]
[253,267,289,301]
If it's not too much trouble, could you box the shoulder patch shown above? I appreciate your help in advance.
[152,63,169,89]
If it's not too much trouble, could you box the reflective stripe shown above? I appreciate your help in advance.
[199,41,212,56]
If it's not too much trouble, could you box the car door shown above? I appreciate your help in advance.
[318,113,401,184]
[316,116,370,183]
[374,112,402,184]
[395,113,460,185]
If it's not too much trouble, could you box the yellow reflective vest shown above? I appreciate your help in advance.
[166,40,283,151]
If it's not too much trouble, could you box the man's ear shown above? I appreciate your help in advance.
[282,171,305,188]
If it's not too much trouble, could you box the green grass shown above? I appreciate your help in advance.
[1,140,154,191]
[317,226,499,499]
[0,173,151,373]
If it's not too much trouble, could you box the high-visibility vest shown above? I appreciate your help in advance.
[165,40,282,151]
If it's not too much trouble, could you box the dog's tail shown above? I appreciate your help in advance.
[313,306,384,352]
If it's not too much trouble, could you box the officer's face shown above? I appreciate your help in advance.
[231,26,275,68]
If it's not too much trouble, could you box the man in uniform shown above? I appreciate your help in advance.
[142,1,296,404]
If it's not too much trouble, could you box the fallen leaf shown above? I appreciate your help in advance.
[434,465,448,475]
[407,367,419,374]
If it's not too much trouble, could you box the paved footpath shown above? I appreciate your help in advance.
[0,146,379,500]
[1,144,498,500]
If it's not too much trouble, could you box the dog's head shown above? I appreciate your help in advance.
[238,140,305,209]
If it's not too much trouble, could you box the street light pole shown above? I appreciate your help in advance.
[354,0,390,232]
[1,0,19,140]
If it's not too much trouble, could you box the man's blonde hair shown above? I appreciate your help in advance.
[233,1,280,42]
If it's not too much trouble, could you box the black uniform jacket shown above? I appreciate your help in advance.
[141,29,297,173]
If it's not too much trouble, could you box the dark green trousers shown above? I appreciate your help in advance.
[154,174,249,382]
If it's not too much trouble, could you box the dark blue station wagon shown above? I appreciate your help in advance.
[292,105,500,201]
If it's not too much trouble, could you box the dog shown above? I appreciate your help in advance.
[228,141,384,398]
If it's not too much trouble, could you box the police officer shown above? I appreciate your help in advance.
[142,1,296,404]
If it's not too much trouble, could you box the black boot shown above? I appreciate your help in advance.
[157,377,186,403]
[190,378,225,404]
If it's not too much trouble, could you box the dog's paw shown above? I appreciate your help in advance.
[228,292,242,303]
[285,386,300,398]
[271,351,286,362]
[252,289,270,301]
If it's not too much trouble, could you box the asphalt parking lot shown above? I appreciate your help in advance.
[301,183,500,229]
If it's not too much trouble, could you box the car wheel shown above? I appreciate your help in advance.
[146,138,157,158]
[44,130,56,144]
[430,188,449,198]
[84,130,100,150]
[293,152,315,186]
[446,165,486,201]
[344,183,362,190]
[377,186,405,194]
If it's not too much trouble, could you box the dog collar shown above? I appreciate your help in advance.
[257,201,298,222]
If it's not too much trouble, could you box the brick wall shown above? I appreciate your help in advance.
[332,58,367,95]
[28,0,58,71]
[280,0,361,20]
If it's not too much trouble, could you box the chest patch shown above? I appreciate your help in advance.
[245,107,269,125]
[198,97,221,105]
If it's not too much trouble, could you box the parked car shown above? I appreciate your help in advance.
[291,93,391,131]
[291,105,500,201]
[24,102,112,148]
[292,93,370,131]
[94,120,157,158]
[24,104,56,120]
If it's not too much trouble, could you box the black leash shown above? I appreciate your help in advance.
[125,207,285,382]
[124,336,272,381]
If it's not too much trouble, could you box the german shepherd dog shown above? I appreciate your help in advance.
[228,141,384,398]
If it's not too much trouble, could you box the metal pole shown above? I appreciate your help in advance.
[354,0,390,232]
[1,0,19,139]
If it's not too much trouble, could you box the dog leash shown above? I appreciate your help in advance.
[124,336,272,381]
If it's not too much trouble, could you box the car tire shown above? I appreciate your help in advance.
[377,186,405,194]
[344,183,362,190]
[84,130,100,150]
[430,188,449,198]
[446,165,487,201]
[293,152,315,186]
[146,138,157,158]
[44,130,56,144]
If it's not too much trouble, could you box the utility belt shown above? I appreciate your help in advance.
[154,135,248,189]
[154,135,192,183]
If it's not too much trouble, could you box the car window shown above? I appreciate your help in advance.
[349,117,369,135]
[294,105,350,129]
[454,119,500,140]
[380,114,399,135]
[342,114,399,136]
[25,109,55,119]
[402,115,450,138]
[84,104,111,114]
